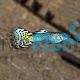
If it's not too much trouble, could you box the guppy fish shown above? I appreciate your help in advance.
[12,27,70,48]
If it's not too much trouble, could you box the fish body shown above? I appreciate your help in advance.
[12,27,69,48]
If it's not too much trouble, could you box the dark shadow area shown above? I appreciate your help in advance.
[60,52,80,68]
[45,11,54,22]
[31,0,42,14]
[14,0,28,6]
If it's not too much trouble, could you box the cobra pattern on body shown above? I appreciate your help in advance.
[12,27,70,48]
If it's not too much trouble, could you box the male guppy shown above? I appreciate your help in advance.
[12,27,69,48]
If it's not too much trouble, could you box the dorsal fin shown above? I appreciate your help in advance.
[35,29,48,33]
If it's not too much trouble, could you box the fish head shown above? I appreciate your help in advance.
[61,33,70,41]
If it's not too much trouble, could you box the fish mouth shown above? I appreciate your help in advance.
[62,33,70,41]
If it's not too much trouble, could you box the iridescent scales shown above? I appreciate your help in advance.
[12,28,69,48]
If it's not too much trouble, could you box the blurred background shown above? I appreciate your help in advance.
[0,0,80,80]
